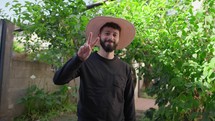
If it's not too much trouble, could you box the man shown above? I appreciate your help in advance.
[53,16,136,121]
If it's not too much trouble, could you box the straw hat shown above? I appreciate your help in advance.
[86,16,136,50]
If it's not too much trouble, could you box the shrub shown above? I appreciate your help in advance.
[14,85,77,121]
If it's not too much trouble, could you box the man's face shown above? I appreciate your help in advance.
[99,27,120,52]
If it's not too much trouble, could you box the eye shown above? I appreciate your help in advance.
[105,32,110,36]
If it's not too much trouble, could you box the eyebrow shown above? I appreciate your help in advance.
[104,30,119,34]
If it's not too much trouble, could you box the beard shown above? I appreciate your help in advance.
[100,38,118,52]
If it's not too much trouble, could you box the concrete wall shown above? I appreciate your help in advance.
[2,57,56,120]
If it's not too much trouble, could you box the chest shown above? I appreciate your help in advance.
[81,59,128,89]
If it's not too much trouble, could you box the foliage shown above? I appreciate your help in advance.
[14,85,77,121]
[7,0,91,67]
[0,9,9,19]
[13,40,25,53]
[100,0,215,120]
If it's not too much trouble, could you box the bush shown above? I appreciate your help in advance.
[14,85,77,121]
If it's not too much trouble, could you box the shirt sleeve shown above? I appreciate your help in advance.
[124,67,136,121]
[53,54,83,85]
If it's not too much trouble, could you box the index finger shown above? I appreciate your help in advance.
[90,37,100,47]
[87,32,93,45]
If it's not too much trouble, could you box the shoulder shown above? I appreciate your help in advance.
[115,57,132,73]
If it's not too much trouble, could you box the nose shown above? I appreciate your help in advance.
[109,34,114,40]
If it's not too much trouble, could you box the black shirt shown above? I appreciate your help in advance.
[53,52,136,121]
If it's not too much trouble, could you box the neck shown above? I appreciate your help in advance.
[97,48,115,59]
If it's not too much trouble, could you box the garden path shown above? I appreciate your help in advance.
[135,98,158,111]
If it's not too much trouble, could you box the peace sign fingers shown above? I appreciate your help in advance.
[87,32,93,45]
[77,32,100,61]
[87,32,100,48]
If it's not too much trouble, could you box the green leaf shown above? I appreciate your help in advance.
[205,15,213,23]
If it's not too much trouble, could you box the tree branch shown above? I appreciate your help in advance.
[86,0,114,10]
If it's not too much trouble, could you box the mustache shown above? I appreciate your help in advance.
[104,39,114,43]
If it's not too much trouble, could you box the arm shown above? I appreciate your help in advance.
[124,69,136,121]
[53,55,83,85]
[53,32,99,85]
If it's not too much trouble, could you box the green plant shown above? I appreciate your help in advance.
[14,85,77,121]
[0,9,8,19]
[7,0,89,67]
[13,41,25,53]
[101,0,215,120]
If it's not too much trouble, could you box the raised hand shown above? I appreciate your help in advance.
[77,32,99,61]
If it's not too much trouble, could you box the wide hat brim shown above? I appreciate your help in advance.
[86,16,136,50]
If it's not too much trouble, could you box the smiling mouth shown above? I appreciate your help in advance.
[106,41,113,43]
[105,40,114,43]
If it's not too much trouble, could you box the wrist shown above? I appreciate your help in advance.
[77,53,84,61]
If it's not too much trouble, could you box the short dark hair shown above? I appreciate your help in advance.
[99,22,121,33]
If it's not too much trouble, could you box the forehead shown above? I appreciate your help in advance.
[100,27,120,34]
